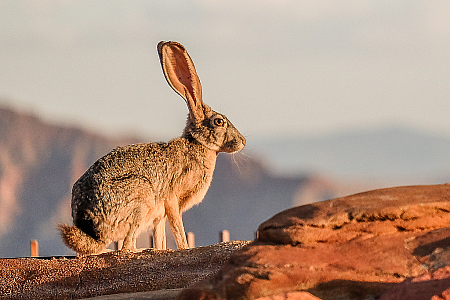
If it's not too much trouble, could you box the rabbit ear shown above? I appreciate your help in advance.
[158,41,204,121]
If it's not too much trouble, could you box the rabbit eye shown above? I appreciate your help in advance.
[213,116,225,127]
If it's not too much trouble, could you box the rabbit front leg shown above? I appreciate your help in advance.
[152,216,167,250]
[165,200,189,249]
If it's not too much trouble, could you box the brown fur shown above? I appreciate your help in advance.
[59,41,245,255]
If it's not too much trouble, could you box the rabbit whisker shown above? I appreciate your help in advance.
[231,153,243,176]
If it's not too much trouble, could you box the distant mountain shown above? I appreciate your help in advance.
[0,107,136,257]
[252,126,450,183]
[0,106,333,257]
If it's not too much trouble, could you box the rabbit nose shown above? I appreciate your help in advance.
[235,130,246,148]
[241,135,247,147]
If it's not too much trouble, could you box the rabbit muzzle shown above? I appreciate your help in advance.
[220,127,246,153]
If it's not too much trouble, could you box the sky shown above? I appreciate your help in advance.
[1,1,450,142]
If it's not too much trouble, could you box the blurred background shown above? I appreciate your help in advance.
[1,1,450,257]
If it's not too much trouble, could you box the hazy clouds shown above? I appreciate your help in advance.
[1,1,450,139]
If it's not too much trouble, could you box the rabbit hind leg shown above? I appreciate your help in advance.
[121,206,146,251]
[121,222,139,251]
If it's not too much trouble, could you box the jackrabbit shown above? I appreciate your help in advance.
[59,41,246,255]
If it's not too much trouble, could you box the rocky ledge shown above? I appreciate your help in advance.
[3,184,450,300]
[179,184,450,300]
[0,241,250,299]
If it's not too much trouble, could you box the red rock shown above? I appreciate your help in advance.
[254,291,322,300]
[379,266,450,300]
[258,184,450,246]
[178,184,450,300]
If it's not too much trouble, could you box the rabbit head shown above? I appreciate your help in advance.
[158,41,246,153]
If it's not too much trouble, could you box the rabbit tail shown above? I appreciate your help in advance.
[58,223,107,255]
